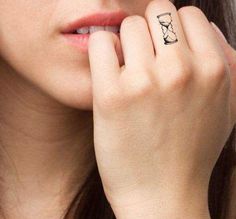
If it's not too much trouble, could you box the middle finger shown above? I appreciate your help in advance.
[145,0,190,56]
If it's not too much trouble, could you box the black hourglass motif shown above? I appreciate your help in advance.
[157,12,178,45]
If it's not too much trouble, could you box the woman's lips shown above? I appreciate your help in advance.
[61,10,127,53]
[61,10,128,34]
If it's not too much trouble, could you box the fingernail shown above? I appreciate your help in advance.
[210,22,228,43]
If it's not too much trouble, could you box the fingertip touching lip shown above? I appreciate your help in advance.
[61,10,130,34]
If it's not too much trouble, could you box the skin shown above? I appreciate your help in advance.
[0,0,235,218]
[88,0,236,218]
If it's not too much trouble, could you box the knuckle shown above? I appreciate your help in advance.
[96,88,123,111]
[178,5,203,17]
[121,15,146,29]
[162,58,193,92]
[168,49,190,64]
[205,57,228,85]
[146,0,176,15]
[134,81,154,98]
[165,71,192,92]
[124,75,154,99]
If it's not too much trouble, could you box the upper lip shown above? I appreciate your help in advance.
[61,10,129,33]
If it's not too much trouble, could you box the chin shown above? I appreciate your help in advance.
[37,67,94,111]
[0,29,95,111]
[1,56,94,111]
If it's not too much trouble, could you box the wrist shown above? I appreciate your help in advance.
[112,198,211,219]
[113,204,211,219]
[108,185,211,219]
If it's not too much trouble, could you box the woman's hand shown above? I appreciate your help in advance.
[88,0,236,218]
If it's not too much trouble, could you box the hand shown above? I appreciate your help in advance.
[88,0,236,217]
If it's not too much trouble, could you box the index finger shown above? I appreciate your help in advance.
[88,31,121,94]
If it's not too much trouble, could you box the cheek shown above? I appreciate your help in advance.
[0,17,45,83]
[0,2,49,72]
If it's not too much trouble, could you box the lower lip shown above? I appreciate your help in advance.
[62,32,120,53]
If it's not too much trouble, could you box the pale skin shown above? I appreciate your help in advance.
[0,0,235,219]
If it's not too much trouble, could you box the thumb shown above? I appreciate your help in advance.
[210,22,236,124]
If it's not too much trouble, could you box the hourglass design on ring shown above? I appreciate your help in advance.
[157,12,178,45]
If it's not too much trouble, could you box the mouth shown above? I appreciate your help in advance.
[61,10,128,53]
[69,25,120,35]
[61,10,129,35]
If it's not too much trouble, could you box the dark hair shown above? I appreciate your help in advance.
[63,1,236,219]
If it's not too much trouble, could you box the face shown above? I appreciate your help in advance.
[0,0,174,110]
